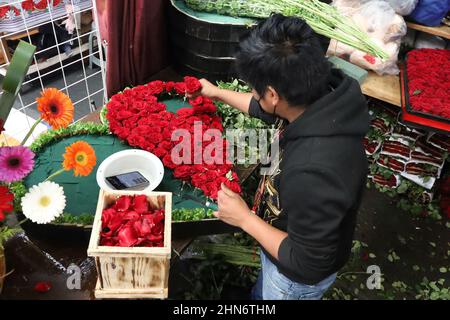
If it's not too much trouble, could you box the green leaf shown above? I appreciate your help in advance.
[429,282,439,291]
[430,292,440,300]
[413,265,420,272]
[439,267,447,273]
[412,90,422,96]
[369,253,376,259]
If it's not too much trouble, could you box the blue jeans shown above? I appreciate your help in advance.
[251,251,337,300]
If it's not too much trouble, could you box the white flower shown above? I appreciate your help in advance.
[21,181,66,224]
[6,10,16,20]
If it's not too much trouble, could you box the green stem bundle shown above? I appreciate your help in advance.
[192,243,261,268]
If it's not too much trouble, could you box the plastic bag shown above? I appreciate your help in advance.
[352,1,406,43]
[329,0,407,75]
[409,0,450,27]
[384,0,418,16]
[349,41,401,75]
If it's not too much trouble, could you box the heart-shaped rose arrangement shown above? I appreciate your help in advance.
[106,77,241,199]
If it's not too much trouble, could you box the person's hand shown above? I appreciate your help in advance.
[186,78,221,100]
[214,183,253,229]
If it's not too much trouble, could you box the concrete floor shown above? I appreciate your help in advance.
[1,187,448,300]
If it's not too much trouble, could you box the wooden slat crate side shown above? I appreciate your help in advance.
[99,256,168,290]
[95,279,168,299]
[88,190,172,299]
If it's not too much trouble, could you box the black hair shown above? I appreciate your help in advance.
[235,14,331,107]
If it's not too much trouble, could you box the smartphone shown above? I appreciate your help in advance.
[105,171,150,191]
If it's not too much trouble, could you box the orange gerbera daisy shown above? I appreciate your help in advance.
[36,88,74,130]
[63,141,97,177]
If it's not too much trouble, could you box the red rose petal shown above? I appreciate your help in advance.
[114,196,132,212]
[118,225,138,247]
[34,282,52,293]
[132,195,149,214]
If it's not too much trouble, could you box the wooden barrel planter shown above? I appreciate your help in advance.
[168,0,258,83]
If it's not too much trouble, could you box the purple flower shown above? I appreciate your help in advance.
[0,146,35,183]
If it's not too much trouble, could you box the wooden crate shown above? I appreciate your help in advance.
[88,190,172,299]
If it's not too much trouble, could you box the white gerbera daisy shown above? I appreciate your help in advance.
[21,181,66,224]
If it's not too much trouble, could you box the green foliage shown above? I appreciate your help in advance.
[172,208,215,222]
[216,79,268,131]
[415,278,450,300]
[52,213,95,225]
[30,122,109,153]
[9,182,27,213]
[216,79,274,166]
[0,227,20,249]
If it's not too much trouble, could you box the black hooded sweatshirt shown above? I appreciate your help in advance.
[249,69,370,285]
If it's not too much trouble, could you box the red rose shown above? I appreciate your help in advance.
[177,108,194,118]
[153,147,168,158]
[116,110,134,120]
[184,76,202,94]
[143,143,156,153]
[163,153,176,169]
[128,134,147,148]
[173,165,193,180]
[149,102,166,113]
[147,80,165,95]
[159,140,173,150]
[0,186,14,218]
[162,127,173,141]
[148,133,163,144]
[174,82,187,95]
[189,96,204,107]
[159,110,175,121]
[209,120,223,131]
[164,81,174,92]
[114,126,131,140]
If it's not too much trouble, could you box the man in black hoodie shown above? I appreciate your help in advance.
[189,14,370,300]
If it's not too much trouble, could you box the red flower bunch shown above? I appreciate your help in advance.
[107,76,241,200]
[100,195,165,248]
[407,49,450,120]
[1,0,62,20]
[0,186,14,222]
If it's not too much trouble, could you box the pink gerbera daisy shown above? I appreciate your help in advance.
[0,146,35,183]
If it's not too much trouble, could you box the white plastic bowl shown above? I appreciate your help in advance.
[96,150,164,192]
